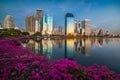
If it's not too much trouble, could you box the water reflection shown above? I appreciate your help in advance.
[23,38,120,73]
[23,38,111,59]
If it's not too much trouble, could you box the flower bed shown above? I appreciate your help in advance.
[0,38,120,80]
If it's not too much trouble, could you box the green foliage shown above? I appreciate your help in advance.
[33,32,42,36]
[0,29,29,37]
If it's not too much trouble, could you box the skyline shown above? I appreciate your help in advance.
[0,0,120,33]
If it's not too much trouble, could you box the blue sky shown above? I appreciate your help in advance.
[0,0,120,33]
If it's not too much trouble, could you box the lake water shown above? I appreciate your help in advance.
[22,38,120,73]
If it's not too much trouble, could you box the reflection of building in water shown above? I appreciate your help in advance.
[74,38,91,56]
[53,39,62,48]
[90,38,98,46]
[97,38,103,48]
[35,39,43,55]
[105,38,110,45]
[65,39,75,59]
[42,40,53,59]
[74,39,83,54]
[81,38,91,56]
[26,40,35,53]
[26,39,43,55]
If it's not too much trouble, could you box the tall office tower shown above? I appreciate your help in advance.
[97,29,104,36]
[53,28,59,35]
[43,15,53,35]
[78,21,82,34]
[35,8,43,32]
[4,15,15,29]
[82,19,90,36]
[26,15,36,35]
[58,25,62,35]
[74,20,78,34]
[0,23,3,29]
[65,13,74,35]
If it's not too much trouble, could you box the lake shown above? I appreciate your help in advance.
[22,38,120,73]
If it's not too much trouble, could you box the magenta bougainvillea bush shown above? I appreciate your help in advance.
[0,38,120,80]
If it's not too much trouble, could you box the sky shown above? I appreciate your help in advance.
[0,0,120,33]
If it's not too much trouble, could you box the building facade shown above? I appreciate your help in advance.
[26,15,36,35]
[97,29,104,36]
[74,21,82,35]
[65,13,74,35]
[82,19,90,36]
[0,23,3,29]
[74,20,78,34]
[35,8,43,33]
[43,15,53,35]
[4,15,15,29]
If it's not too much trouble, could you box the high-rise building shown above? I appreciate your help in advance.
[26,15,36,35]
[82,19,90,36]
[4,15,15,29]
[35,8,43,32]
[74,21,82,35]
[65,13,74,35]
[97,29,104,36]
[78,21,82,34]
[58,25,62,35]
[43,15,53,35]
[74,20,78,34]
[0,23,3,29]
[53,28,59,35]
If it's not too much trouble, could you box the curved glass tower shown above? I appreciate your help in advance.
[65,13,74,35]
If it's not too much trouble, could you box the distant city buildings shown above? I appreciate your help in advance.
[0,23,3,29]
[53,26,63,35]
[26,8,53,35]
[74,20,82,35]
[82,19,91,36]
[97,29,104,36]
[65,13,74,35]
[58,25,63,35]
[65,13,91,36]
[4,15,15,29]
[43,15,53,35]
[1,10,118,37]
[35,8,43,32]
[15,26,25,32]
[26,15,36,35]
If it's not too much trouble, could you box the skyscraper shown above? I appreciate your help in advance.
[65,13,74,35]
[4,15,15,29]
[0,23,3,29]
[35,8,43,32]
[74,20,78,34]
[74,21,82,35]
[82,19,90,36]
[78,21,82,34]
[43,15,53,35]
[26,15,36,35]
[97,29,104,36]
[58,25,62,35]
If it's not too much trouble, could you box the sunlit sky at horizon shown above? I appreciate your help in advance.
[0,0,120,33]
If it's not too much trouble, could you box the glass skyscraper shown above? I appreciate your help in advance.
[35,8,43,33]
[43,15,53,35]
[65,13,74,35]
[82,19,90,36]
